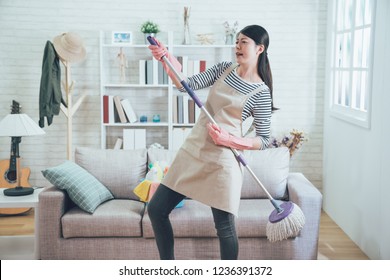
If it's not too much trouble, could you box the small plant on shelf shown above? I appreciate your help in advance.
[140,21,160,35]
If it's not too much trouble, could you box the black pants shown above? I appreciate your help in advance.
[147,184,238,260]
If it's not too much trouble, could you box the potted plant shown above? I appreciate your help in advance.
[140,21,160,43]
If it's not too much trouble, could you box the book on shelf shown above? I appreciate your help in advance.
[113,138,123,149]
[158,62,168,84]
[193,60,200,75]
[188,99,195,123]
[187,60,194,77]
[123,129,146,150]
[173,95,196,124]
[183,95,189,124]
[139,60,146,85]
[121,98,138,123]
[200,60,206,72]
[113,102,120,123]
[103,95,138,124]
[123,129,134,149]
[145,60,155,85]
[177,95,183,123]
[177,56,207,77]
[113,96,128,123]
[152,59,159,85]
[134,129,146,149]
[103,95,116,124]
[103,95,109,123]
[142,59,168,85]
[110,95,116,123]
[172,94,178,123]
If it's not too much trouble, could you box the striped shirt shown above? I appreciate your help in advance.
[181,61,271,149]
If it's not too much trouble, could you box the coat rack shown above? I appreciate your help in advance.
[52,32,87,160]
[59,61,87,160]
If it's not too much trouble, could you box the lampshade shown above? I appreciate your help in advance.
[0,113,45,137]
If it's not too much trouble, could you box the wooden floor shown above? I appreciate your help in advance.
[318,211,368,260]
[0,209,369,260]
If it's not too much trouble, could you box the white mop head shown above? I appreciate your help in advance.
[266,202,305,242]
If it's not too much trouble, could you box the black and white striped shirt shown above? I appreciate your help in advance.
[181,61,271,149]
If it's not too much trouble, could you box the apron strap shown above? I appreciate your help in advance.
[220,63,238,81]
[247,83,269,97]
[229,63,269,98]
[241,82,269,137]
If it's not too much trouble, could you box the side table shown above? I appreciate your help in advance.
[0,187,43,259]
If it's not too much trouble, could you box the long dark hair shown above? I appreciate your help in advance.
[238,25,277,111]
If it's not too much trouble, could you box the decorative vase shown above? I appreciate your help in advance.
[225,34,234,45]
[183,23,191,45]
[144,33,155,44]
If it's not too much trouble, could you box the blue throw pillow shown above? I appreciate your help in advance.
[42,161,113,213]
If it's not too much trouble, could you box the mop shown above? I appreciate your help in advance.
[147,36,305,242]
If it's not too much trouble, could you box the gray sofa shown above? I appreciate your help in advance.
[38,146,322,260]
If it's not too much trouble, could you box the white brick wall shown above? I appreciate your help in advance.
[0,0,327,190]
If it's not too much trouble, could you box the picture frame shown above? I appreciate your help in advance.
[112,31,132,45]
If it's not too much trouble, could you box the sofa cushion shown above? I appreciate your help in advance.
[236,199,275,237]
[241,147,290,199]
[61,199,145,238]
[143,199,216,238]
[75,147,147,200]
[143,199,274,238]
[42,160,114,214]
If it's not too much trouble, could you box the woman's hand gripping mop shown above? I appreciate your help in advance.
[147,36,305,242]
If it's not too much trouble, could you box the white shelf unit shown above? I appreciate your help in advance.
[100,31,234,149]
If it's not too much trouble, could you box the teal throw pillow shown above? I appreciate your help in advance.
[42,160,114,213]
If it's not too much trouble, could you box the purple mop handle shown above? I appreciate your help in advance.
[147,35,248,166]
[147,36,204,109]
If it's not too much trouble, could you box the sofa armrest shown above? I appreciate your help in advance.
[287,172,322,239]
[287,173,322,208]
[38,186,72,259]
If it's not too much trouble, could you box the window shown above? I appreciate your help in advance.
[329,0,376,128]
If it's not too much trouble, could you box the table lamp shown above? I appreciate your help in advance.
[0,108,45,196]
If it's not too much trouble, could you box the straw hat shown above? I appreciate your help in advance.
[53,32,86,63]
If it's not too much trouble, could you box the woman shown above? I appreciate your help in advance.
[147,25,274,260]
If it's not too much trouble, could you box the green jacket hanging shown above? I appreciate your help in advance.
[38,40,63,128]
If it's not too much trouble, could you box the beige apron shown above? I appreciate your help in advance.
[163,64,264,216]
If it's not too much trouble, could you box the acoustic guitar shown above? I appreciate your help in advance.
[0,101,32,215]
